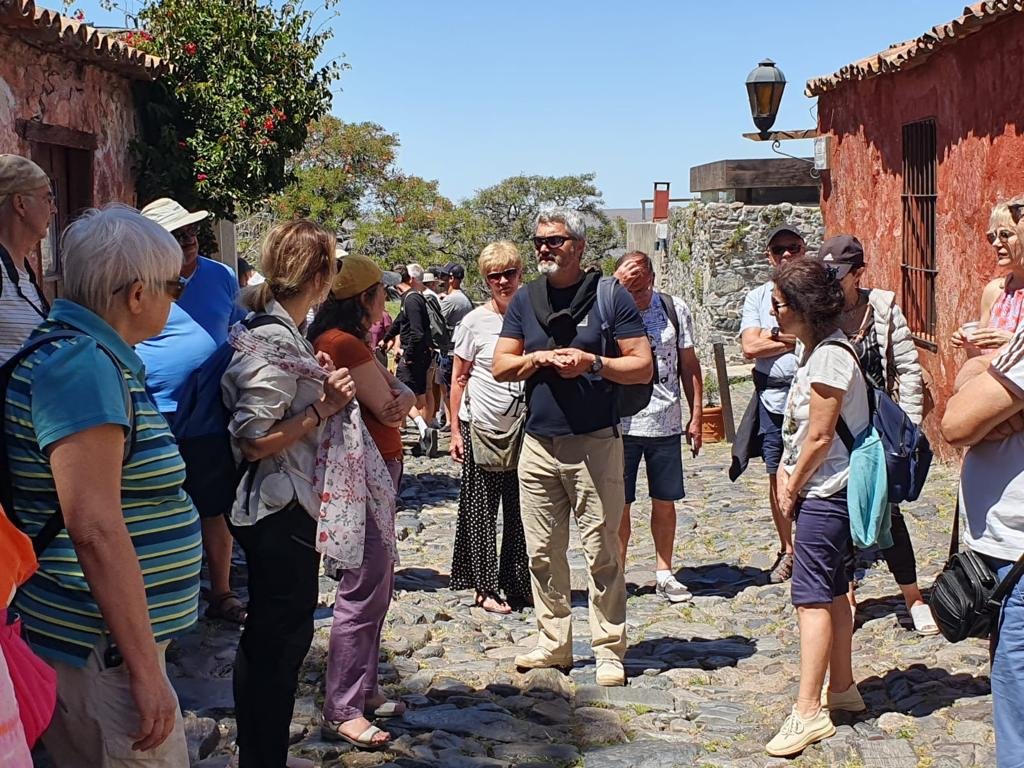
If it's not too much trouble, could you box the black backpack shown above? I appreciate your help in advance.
[424,293,451,352]
[0,331,134,555]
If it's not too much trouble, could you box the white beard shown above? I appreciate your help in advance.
[537,260,558,275]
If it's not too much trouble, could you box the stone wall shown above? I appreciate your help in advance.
[653,202,823,362]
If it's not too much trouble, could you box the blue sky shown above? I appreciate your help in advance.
[76,0,968,207]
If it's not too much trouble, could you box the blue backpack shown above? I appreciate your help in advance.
[825,340,933,505]
[168,314,289,513]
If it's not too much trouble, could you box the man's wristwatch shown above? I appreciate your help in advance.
[771,326,781,341]
[590,354,604,374]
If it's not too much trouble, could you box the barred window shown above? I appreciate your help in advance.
[901,119,937,350]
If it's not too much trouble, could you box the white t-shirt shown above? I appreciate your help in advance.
[0,266,47,364]
[453,305,525,433]
[780,332,870,498]
[740,282,798,414]
[960,330,1024,561]
[623,293,695,438]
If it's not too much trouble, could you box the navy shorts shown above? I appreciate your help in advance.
[758,399,784,475]
[623,434,685,504]
[791,491,854,606]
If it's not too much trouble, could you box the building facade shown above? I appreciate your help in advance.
[807,1,1024,459]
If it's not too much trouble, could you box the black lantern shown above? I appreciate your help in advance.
[746,58,786,136]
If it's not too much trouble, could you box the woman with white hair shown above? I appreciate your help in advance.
[2,204,202,765]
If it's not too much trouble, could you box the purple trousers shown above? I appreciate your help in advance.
[323,458,401,723]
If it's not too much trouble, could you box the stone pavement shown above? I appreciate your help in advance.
[166,403,993,768]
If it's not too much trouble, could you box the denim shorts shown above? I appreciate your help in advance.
[791,491,854,606]
[622,434,685,504]
[758,399,784,475]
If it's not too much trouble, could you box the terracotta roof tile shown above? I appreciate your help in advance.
[0,0,169,80]
[806,1,1022,96]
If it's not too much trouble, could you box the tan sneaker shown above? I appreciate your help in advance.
[765,705,836,757]
[514,647,572,673]
[595,658,625,687]
[821,682,866,712]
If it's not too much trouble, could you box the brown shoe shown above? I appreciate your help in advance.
[769,551,794,584]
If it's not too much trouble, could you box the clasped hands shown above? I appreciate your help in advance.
[533,348,596,379]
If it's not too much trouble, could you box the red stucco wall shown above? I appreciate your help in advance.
[0,32,139,206]
[817,13,1024,461]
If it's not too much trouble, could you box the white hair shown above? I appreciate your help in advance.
[535,207,587,241]
[61,204,182,315]
[406,263,424,281]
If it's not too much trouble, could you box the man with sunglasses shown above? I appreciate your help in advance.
[138,198,247,625]
[0,154,56,364]
[493,208,652,687]
[738,224,806,584]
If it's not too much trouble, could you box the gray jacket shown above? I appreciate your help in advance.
[865,288,924,425]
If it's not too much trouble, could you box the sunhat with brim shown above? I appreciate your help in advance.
[140,197,210,232]
[332,253,391,300]
[0,155,50,202]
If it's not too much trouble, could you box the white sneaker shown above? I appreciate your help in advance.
[656,575,692,603]
[765,705,836,757]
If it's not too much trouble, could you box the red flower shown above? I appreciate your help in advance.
[263,117,275,131]
[242,107,251,115]
[140,31,153,42]
[124,32,135,45]
[319,532,328,542]
[196,173,208,181]
[239,120,247,129]
[74,9,85,20]
[259,138,270,146]
[183,42,197,56]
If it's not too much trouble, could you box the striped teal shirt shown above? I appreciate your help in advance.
[5,300,201,667]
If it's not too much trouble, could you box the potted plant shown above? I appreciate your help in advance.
[701,370,726,442]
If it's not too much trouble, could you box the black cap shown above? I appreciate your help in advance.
[817,234,865,278]
[428,264,448,277]
[443,262,465,280]
[765,224,805,245]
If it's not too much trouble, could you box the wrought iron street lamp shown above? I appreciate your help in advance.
[746,58,786,137]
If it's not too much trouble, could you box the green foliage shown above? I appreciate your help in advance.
[703,370,720,406]
[725,223,749,253]
[129,0,342,219]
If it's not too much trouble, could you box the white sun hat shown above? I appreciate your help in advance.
[140,197,210,232]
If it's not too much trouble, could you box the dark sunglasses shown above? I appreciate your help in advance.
[486,267,520,283]
[988,228,1016,244]
[173,224,200,243]
[112,276,187,301]
[770,296,789,311]
[770,243,804,256]
[1010,203,1024,224]
[532,235,576,250]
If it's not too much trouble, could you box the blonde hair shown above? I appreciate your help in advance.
[478,240,523,276]
[990,200,1014,230]
[246,219,336,312]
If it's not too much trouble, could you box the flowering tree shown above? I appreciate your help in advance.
[124,0,342,219]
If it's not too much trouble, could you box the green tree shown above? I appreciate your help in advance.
[129,0,342,219]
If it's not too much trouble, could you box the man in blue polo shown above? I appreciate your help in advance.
[139,198,246,624]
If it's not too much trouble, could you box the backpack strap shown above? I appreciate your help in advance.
[818,338,869,457]
[526,277,556,349]
[657,292,680,340]
[1,330,134,555]
[595,276,617,357]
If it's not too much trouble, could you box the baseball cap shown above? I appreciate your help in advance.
[428,264,448,277]
[0,155,50,202]
[443,262,465,280]
[140,197,210,232]
[765,224,804,245]
[422,272,437,284]
[332,253,396,299]
[817,234,865,278]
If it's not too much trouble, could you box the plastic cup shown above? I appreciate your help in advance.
[961,321,980,340]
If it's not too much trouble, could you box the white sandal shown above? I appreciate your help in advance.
[910,603,939,636]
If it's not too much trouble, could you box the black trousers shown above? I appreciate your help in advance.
[879,505,918,586]
[229,503,320,768]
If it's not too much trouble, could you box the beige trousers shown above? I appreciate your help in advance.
[518,428,627,661]
[41,638,188,768]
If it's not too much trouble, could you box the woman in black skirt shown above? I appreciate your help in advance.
[448,241,531,612]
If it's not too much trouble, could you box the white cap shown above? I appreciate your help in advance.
[423,272,436,283]
[140,197,210,232]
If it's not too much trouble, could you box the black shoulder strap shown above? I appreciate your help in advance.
[0,243,49,318]
[658,292,680,339]
[1,330,134,555]
[526,277,556,348]
[243,313,291,332]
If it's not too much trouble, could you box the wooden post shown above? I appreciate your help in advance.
[713,343,736,442]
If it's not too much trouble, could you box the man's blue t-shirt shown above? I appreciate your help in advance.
[178,256,244,345]
[135,303,218,413]
[500,277,645,437]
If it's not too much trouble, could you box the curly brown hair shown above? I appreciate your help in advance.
[772,258,845,344]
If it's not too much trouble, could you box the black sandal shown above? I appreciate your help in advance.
[205,591,247,624]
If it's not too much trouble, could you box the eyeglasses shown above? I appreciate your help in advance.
[769,243,804,256]
[486,267,520,283]
[173,225,199,243]
[770,296,789,311]
[112,276,187,301]
[987,229,1016,244]
[532,235,576,250]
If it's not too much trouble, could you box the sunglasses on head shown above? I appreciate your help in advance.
[532,235,576,250]
[486,267,520,283]
[173,224,199,243]
[988,228,1016,244]
[769,243,804,256]
[770,296,789,311]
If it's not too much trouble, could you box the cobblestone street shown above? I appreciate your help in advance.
[168,389,989,768]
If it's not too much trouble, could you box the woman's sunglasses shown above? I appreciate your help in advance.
[987,229,1016,245]
[770,296,789,312]
[486,267,520,283]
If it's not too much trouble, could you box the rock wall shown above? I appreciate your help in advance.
[654,202,823,362]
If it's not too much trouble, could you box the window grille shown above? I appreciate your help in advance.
[901,119,937,350]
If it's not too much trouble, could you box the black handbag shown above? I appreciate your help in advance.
[930,496,1024,643]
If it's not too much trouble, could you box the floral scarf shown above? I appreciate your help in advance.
[229,322,398,568]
